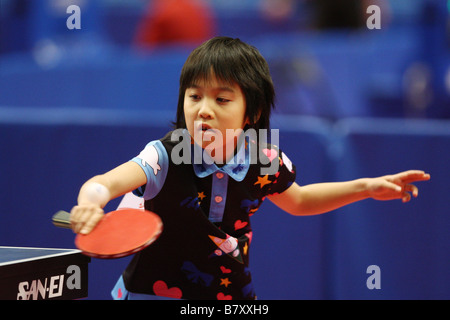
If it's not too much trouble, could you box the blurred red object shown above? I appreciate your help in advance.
[134,0,216,48]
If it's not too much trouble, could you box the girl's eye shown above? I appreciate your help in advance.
[190,94,201,101]
[217,97,230,103]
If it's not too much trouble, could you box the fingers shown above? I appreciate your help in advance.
[382,179,402,193]
[80,211,104,235]
[394,170,431,184]
[404,183,418,197]
[401,190,411,203]
[401,184,419,203]
[370,177,422,202]
[382,170,429,203]
[390,180,418,202]
[70,204,104,235]
[385,182,418,203]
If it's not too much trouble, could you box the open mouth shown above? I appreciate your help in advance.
[198,122,213,132]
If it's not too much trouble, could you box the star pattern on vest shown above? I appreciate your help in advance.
[254,175,272,188]
[198,191,206,201]
[220,278,232,288]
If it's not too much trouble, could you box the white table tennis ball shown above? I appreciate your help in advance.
[85,182,110,206]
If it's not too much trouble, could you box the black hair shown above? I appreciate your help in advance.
[174,37,275,130]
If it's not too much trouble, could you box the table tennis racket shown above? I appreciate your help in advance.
[52,209,162,259]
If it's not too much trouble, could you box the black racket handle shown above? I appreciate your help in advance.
[52,210,71,229]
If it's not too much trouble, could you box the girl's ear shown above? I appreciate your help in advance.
[244,110,261,129]
[252,109,262,126]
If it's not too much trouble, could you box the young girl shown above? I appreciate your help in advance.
[70,37,430,300]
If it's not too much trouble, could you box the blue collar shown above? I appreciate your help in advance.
[192,136,250,182]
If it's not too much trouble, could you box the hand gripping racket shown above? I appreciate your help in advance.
[52,209,162,259]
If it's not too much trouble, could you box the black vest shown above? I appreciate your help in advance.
[122,131,295,300]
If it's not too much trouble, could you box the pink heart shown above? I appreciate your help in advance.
[245,231,253,244]
[234,220,248,230]
[262,148,278,162]
[216,172,224,179]
[153,280,182,299]
[117,288,123,299]
[217,292,232,300]
[220,266,231,274]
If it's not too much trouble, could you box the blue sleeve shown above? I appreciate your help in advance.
[130,140,169,200]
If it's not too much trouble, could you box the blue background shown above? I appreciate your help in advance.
[0,0,449,299]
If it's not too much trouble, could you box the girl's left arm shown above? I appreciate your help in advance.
[268,170,430,216]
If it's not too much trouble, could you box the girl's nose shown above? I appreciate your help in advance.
[198,100,214,119]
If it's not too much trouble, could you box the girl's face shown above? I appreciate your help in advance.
[184,75,249,163]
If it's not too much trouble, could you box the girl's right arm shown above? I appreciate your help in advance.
[70,161,147,234]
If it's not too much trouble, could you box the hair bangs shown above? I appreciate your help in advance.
[180,47,241,90]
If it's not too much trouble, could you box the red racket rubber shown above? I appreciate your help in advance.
[52,209,162,259]
[75,209,162,259]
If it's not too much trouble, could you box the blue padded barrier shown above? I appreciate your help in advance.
[329,118,450,299]
[0,48,188,112]
[0,28,424,119]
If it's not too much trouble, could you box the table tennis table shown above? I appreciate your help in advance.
[0,246,90,300]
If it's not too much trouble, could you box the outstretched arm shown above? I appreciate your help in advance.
[70,161,147,234]
[268,170,430,216]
